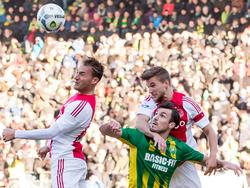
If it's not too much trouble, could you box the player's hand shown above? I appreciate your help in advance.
[204,154,217,175]
[221,161,243,176]
[110,120,122,136]
[38,146,50,160]
[152,133,166,153]
[2,128,15,142]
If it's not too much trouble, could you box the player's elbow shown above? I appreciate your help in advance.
[202,125,216,137]
[135,114,149,130]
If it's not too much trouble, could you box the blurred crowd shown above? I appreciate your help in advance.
[0,0,250,187]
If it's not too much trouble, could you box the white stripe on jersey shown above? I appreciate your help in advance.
[183,96,202,113]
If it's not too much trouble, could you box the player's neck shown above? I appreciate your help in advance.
[160,130,171,140]
[161,87,174,103]
[78,88,95,95]
[166,87,174,100]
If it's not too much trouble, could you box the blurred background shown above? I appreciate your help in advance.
[0,0,249,187]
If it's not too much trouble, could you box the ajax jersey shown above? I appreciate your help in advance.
[50,93,96,160]
[138,91,209,148]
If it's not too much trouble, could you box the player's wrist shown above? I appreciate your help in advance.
[209,152,217,158]
[13,129,16,139]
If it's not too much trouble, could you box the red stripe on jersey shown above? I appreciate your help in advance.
[49,140,53,158]
[57,159,64,188]
[145,96,151,101]
[71,101,85,116]
[71,101,87,117]
[57,161,60,188]
[61,160,64,188]
[72,101,87,117]
[193,112,205,122]
[183,97,201,113]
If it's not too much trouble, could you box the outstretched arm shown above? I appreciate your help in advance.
[2,124,62,141]
[202,156,242,176]
[99,120,122,138]
[2,100,92,142]
[202,124,218,174]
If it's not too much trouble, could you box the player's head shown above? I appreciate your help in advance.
[73,57,104,94]
[141,66,171,102]
[149,102,180,134]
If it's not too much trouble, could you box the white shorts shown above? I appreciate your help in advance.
[51,158,87,188]
[170,161,202,188]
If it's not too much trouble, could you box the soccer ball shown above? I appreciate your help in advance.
[37,3,65,32]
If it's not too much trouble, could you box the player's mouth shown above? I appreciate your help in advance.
[150,121,158,127]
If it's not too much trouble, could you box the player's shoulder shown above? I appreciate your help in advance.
[167,135,182,143]
[66,99,93,117]
[141,95,156,105]
[182,95,202,112]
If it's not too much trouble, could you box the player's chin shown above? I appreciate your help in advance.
[149,127,157,132]
[73,85,78,90]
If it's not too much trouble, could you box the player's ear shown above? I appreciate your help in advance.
[169,122,176,129]
[163,80,171,88]
[91,77,99,85]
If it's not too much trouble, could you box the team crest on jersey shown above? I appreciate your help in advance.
[169,140,176,159]
[148,140,156,152]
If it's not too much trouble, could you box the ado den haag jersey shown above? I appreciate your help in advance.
[120,128,204,188]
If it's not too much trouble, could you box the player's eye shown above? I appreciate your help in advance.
[160,113,165,118]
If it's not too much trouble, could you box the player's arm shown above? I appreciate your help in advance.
[100,120,144,147]
[183,96,218,173]
[2,101,92,141]
[135,98,166,152]
[135,114,153,137]
[181,141,242,176]
[202,156,242,176]
[136,114,166,151]
[202,124,218,172]
[99,120,122,138]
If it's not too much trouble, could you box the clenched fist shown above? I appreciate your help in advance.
[2,128,15,142]
[38,146,50,160]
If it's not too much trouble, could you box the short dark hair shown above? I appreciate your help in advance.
[82,57,104,81]
[158,102,180,126]
[141,66,171,83]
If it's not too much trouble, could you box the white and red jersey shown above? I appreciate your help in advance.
[138,91,209,149]
[49,93,95,160]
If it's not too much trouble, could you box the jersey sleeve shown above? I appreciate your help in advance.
[120,128,144,147]
[180,141,204,162]
[137,97,157,118]
[54,100,93,132]
[183,96,209,129]
[15,100,93,140]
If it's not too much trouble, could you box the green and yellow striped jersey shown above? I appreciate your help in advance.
[120,128,204,188]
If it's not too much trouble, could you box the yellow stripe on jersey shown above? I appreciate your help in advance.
[163,180,169,188]
[153,175,160,188]
[142,171,149,187]
[129,147,138,188]
[119,138,135,147]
